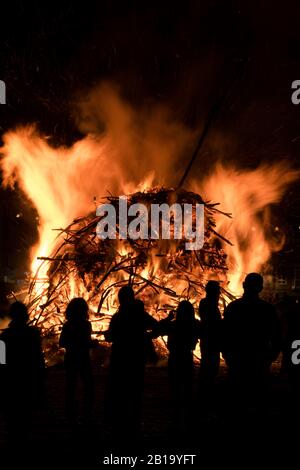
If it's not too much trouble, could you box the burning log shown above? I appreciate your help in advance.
[23,187,231,362]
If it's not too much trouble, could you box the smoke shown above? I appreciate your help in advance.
[74,82,195,188]
[0,80,299,290]
[0,82,198,273]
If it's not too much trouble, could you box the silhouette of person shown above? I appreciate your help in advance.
[223,273,281,415]
[135,299,159,365]
[198,281,222,413]
[153,301,200,432]
[105,286,157,441]
[59,298,95,424]
[0,301,45,441]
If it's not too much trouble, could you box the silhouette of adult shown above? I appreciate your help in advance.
[1,302,45,440]
[154,301,200,432]
[59,298,95,423]
[105,286,157,440]
[223,273,281,414]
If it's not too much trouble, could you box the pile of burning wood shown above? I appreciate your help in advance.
[24,187,233,362]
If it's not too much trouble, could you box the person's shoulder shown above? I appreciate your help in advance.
[111,311,120,319]
[224,298,243,317]
[28,324,40,331]
[259,299,277,314]
[226,298,243,309]
[144,310,157,321]
[27,325,41,337]
[61,321,70,330]
[109,311,121,324]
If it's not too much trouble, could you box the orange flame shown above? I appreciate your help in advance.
[194,164,299,295]
[0,86,298,307]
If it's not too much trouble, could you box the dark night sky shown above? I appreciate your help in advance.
[0,0,300,273]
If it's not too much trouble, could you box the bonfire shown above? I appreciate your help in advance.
[23,187,233,362]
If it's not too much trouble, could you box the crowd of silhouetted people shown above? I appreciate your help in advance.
[1,272,300,446]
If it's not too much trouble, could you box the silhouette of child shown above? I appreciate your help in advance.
[1,301,45,440]
[199,281,222,382]
[59,298,95,423]
[154,301,200,431]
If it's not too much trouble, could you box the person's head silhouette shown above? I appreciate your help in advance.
[176,300,195,324]
[118,286,135,307]
[66,298,89,322]
[205,280,220,300]
[9,301,29,326]
[243,273,263,297]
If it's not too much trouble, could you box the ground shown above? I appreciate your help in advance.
[0,360,298,466]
